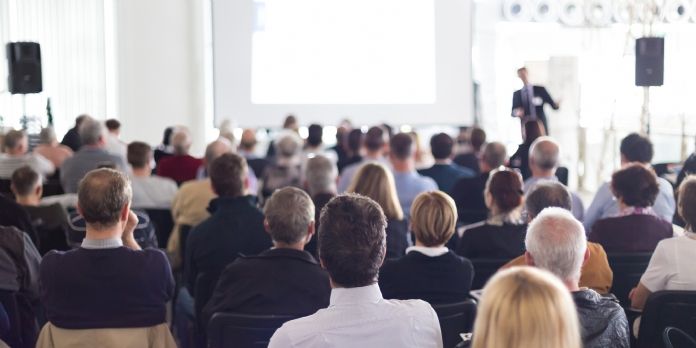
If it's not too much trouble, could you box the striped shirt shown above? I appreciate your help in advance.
[0,153,55,179]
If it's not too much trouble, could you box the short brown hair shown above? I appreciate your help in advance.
[678,175,696,230]
[264,187,315,244]
[210,153,247,197]
[127,141,152,168]
[11,166,40,196]
[318,194,387,288]
[364,126,386,152]
[410,191,457,247]
[3,130,26,150]
[470,127,486,151]
[78,169,132,229]
[430,133,454,160]
[105,119,121,131]
[389,133,414,160]
[611,163,658,208]
[486,169,524,213]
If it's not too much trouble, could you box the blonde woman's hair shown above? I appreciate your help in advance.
[410,191,457,247]
[472,266,581,348]
[347,163,404,221]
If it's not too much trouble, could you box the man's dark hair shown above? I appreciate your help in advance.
[78,169,132,229]
[620,133,654,163]
[307,124,323,147]
[482,142,507,169]
[430,133,454,160]
[347,128,363,153]
[105,119,121,131]
[11,166,40,196]
[364,126,386,152]
[162,127,175,146]
[611,163,659,208]
[3,130,26,150]
[318,194,387,288]
[470,127,486,151]
[210,153,247,197]
[127,141,152,169]
[75,114,89,127]
[389,133,413,160]
[526,182,572,219]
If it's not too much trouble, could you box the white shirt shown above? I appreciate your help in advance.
[104,133,127,158]
[130,175,179,209]
[268,283,442,348]
[640,235,696,292]
[406,246,449,257]
[0,153,55,179]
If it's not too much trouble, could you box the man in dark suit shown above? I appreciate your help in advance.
[511,67,559,135]
[201,187,330,328]
[60,114,89,152]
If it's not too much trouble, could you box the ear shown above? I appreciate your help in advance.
[77,203,85,218]
[243,175,250,191]
[484,191,493,208]
[304,221,315,244]
[524,251,535,266]
[582,247,590,267]
[263,219,272,235]
[36,184,43,198]
[120,202,131,222]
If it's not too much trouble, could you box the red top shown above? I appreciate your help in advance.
[156,155,203,185]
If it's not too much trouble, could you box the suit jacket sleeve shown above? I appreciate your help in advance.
[539,87,559,110]
[511,90,522,116]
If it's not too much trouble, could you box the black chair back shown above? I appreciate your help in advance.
[42,178,65,197]
[143,208,174,248]
[555,166,569,186]
[470,258,510,290]
[664,327,696,348]
[0,290,37,348]
[607,252,653,307]
[194,271,222,344]
[0,180,13,199]
[432,300,477,348]
[638,291,696,348]
[208,312,299,348]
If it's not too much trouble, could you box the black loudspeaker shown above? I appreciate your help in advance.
[6,42,43,94]
[635,37,664,87]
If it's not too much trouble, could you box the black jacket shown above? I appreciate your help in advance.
[0,194,39,248]
[572,289,630,348]
[379,250,473,304]
[184,196,272,293]
[455,222,527,260]
[201,248,330,328]
[511,85,558,131]
[449,173,490,225]
[386,218,410,260]
[60,127,82,152]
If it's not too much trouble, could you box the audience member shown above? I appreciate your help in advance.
[523,136,584,220]
[456,169,527,259]
[303,155,338,256]
[266,114,299,158]
[217,119,236,145]
[328,119,352,168]
[589,163,673,252]
[60,114,89,152]
[156,128,203,185]
[167,140,230,269]
[389,133,438,216]
[60,118,129,193]
[127,142,178,209]
[509,120,544,180]
[676,150,696,188]
[630,175,696,311]
[11,166,70,255]
[197,138,258,192]
[153,126,175,165]
[453,127,485,174]
[337,126,388,192]
[184,153,271,296]
[503,182,613,294]
[40,169,174,329]
[348,163,410,259]
[409,131,427,169]
[525,208,629,348]
[104,119,127,158]
[470,267,581,348]
[450,141,507,224]
[202,187,330,328]
[238,128,269,178]
[303,124,325,155]
[584,133,675,231]
[337,128,363,173]
[34,127,73,169]
[419,133,475,192]
[260,132,303,200]
[0,193,39,246]
[379,191,473,304]
[0,130,54,179]
[269,194,442,348]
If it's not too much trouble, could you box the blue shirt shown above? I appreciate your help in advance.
[418,163,475,193]
[583,177,675,231]
[392,171,438,217]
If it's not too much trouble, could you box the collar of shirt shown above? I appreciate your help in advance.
[406,246,449,257]
[330,283,383,307]
[81,237,123,249]
[617,206,656,217]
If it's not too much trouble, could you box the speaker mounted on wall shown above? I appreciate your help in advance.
[6,42,43,94]
[635,37,664,87]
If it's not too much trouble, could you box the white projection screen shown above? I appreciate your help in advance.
[212,0,473,127]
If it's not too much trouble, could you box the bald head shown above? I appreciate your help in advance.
[239,129,257,151]
[171,130,192,155]
[525,207,587,285]
[77,169,132,230]
[530,136,559,174]
[205,139,233,168]
[525,182,572,220]
[480,142,507,172]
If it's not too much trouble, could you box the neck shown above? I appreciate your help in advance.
[364,150,382,160]
[273,241,306,251]
[85,224,122,241]
[414,240,444,248]
[564,279,580,292]
[391,159,413,173]
[532,168,555,178]
[83,144,103,150]
[131,167,151,177]
[7,149,24,156]
[434,158,452,165]
[16,195,40,206]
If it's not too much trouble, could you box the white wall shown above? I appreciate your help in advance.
[114,0,210,155]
